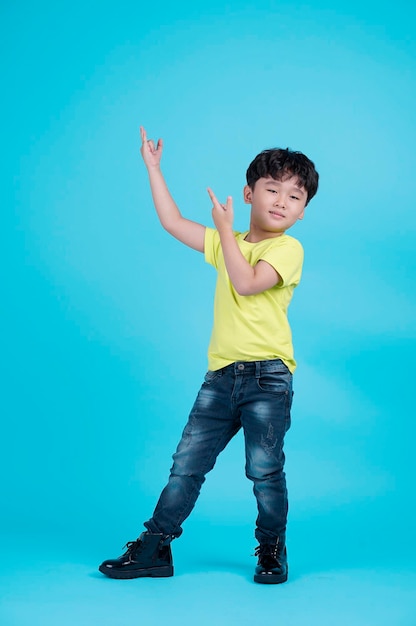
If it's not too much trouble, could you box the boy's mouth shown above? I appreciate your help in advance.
[269,210,285,219]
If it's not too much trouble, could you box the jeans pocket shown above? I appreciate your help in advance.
[285,391,294,430]
[203,370,222,385]
[256,368,292,394]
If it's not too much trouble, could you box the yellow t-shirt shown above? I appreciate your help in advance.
[204,228,304,373]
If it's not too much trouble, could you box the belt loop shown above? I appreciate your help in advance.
[255,361,261,378]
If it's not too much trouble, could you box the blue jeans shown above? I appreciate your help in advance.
[144,359,293,544]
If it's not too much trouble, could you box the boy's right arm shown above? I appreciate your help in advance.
[140,126,206,253]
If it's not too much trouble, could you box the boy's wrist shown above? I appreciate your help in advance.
[146,164,163,176]
[146,161,161,170]
[217,223,234,236]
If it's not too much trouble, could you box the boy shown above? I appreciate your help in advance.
[99,126,319,584]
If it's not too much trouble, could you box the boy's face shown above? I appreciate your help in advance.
[244,176,307,239]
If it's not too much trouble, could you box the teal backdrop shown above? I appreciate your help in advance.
[1,1,415,624]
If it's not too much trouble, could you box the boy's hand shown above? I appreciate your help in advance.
[140,126,163,169]
[208,188,234,232]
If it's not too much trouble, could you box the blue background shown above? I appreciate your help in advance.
[2,0,416,624]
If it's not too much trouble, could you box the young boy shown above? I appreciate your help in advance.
[99,126,319,584]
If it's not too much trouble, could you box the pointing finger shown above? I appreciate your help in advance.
[207,187,221,206]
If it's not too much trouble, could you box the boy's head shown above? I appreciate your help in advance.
[246,148,319,205]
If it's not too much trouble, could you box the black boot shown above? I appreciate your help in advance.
[99,532,174,579]
[254,537,288,584]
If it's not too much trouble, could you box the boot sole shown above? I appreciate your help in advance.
[254,571,288,585]
[99,565,174,579]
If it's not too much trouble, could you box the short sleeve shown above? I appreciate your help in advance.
[204,227,219,268]
[260,237,304,287]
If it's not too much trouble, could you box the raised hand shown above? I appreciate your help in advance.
[140,126,163,169]
[207,187,234,232]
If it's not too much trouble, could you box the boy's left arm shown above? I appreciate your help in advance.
[208,188,280,296]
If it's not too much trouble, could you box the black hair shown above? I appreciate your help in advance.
[246,148,319,204]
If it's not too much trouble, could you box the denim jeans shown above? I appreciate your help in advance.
[144,359,293,544]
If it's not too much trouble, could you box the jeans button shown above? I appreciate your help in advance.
[237,363,244,370]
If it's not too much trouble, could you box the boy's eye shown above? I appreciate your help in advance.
[290,195,300,200]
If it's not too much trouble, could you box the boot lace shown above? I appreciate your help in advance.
[254,539,280,564]
[123,538,143,556]
[122,533,173,560]
[254,544,278,558]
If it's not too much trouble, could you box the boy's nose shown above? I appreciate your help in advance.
[273,195,285,207]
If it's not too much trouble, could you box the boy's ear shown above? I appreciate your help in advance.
[243,185,252,204]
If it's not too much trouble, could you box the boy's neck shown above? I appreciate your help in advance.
[245,228,286,243]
